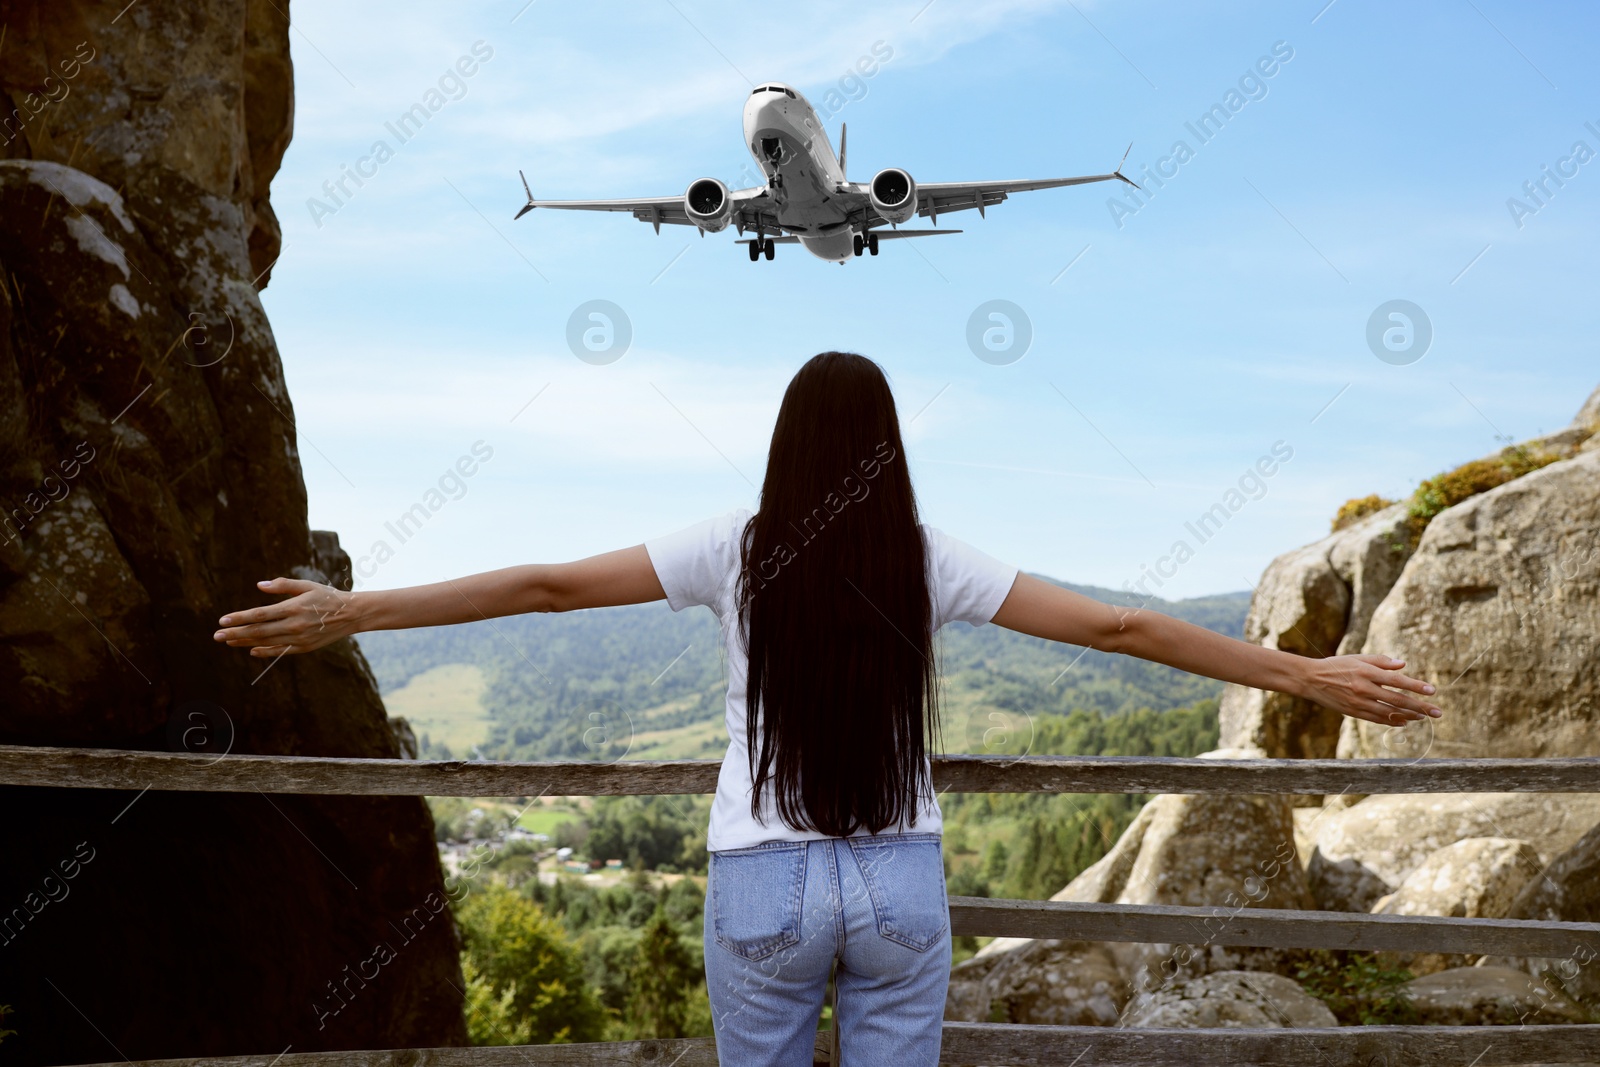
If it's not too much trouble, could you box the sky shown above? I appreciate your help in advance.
[261,0,1599,601]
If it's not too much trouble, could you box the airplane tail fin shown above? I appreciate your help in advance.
[514,170,536,219]
[1113,143,1140,190]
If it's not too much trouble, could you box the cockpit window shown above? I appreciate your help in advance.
[751,86,769,96]
[784,88,796,98]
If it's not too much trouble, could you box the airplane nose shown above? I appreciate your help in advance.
[742,97,782,140]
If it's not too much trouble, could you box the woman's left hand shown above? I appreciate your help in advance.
[213,577,361,657]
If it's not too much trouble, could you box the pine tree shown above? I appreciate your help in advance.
[625,903,696,1038]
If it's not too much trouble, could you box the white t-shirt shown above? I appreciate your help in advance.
[645,508,1019,851]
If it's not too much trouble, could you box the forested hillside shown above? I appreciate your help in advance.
[358,575,1246,761]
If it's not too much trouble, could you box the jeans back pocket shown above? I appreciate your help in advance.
[710,842,808,962]
[848,834,948,952]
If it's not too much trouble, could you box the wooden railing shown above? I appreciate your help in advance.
[8,744,1600,1066]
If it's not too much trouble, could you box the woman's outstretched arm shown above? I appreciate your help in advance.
[990,573,1442,727]
[213,545,664,657]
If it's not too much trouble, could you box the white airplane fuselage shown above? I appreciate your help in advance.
[515,80,1135,263]
[742,84,857,262]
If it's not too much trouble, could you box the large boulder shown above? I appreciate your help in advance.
[1111,773,1313,991]
[945,941,1127,1026]
[1374,837,1540,920]
[954,749,1316,1016]
[1404,966,1589,1026]
[1121,971,1337,1029]
[1117,770,1313,917]
[1349,447,1600,760]
[1485,823,1600,1008]
[1306,793,1600,912]
[0,2,466,1062]
[1219,505,1412,762]
[1371,837,1541,975]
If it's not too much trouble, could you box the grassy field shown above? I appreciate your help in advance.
[517,803,584,836]
[429,795,588,839]
[626,716,729,760]
[383,662,492,755]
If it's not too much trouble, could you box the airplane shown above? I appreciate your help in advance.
[513,80,1138,264]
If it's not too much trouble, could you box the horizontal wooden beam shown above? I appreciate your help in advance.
[948,896,1600,957]
[0,745,721,796]
[940,1023,1600,1066]
[64,1025,1600,1067]
[4,745,1600,797]
[936,753,1600,794]
[66,1039,725,1067]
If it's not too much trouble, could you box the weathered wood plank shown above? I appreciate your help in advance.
[940,1023,1600,1066]
[934,753,1600,795]
[63,1025,1600,1067]
[0,746,722,796]
[62,1039,726,1067]
[949,896,1600,957]
[4,745,1600,797]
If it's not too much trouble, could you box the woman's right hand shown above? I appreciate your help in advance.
[1299,654,1442,725]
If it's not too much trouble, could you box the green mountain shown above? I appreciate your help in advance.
[355,576,1250,762]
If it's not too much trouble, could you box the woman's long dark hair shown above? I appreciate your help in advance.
[737,352,937,837]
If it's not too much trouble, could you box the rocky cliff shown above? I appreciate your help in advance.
[951,383,1600,1029]
[1223,384,1600,764]
[0,2,466,1061]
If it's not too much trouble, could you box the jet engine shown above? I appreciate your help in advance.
[869,168,917,225]
[685,178,733,232]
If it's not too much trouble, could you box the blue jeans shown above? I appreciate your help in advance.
[703,833,950,1067]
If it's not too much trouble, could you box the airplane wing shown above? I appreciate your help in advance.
[870,148,1140,226]
[513,173,781,234]
[910,173,1133,223]
[856,228,964,241]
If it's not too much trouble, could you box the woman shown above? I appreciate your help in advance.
[215,352,1441,1064]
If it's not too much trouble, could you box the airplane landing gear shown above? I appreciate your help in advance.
[853,234,864,257]
[867,232,880,256]
[748,238,777,262]
[748,241,760,262]
[764,239,775,261]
